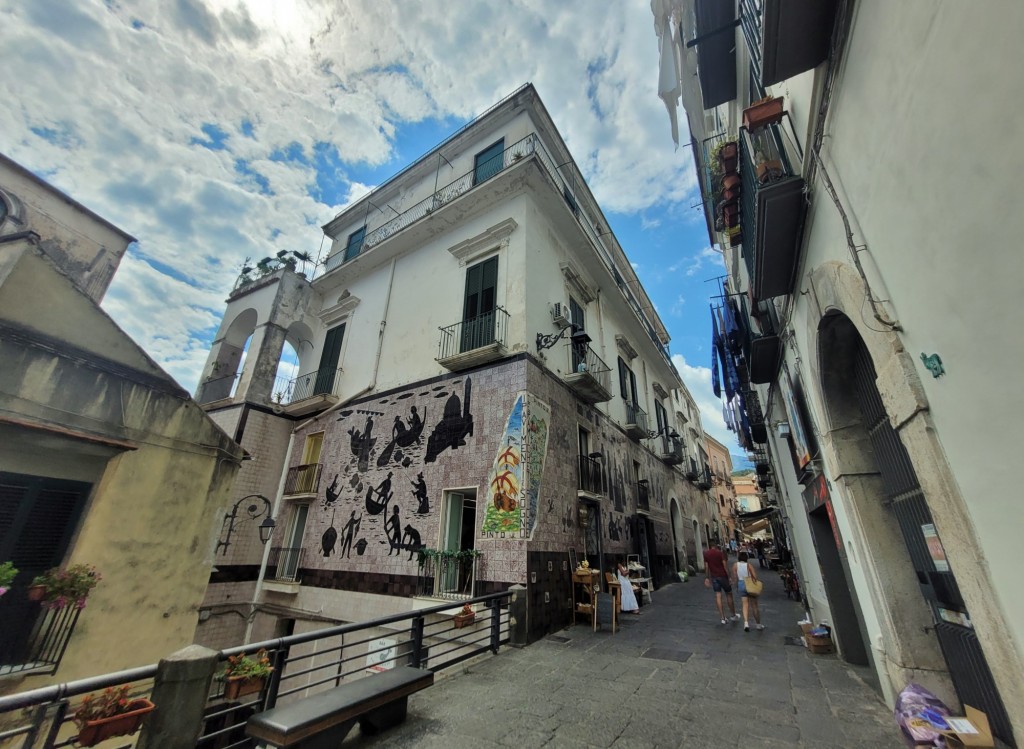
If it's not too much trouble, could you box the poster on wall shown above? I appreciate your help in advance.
[921,523,950,572]
[781,365,812,470]
[365,638,396,674]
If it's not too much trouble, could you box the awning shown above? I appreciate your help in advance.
[737,507,776,522]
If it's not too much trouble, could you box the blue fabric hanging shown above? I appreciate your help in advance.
[711,306,722,398]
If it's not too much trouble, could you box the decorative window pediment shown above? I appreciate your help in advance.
[559,261,596,304]
[615,334,637,361]
[319,291,361,326]
[652,381,669,400]
[447,218,517,267]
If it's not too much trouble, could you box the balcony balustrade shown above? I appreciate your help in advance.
[0,599,81,677]
[283,463,323,496]
[738,120,807,301]
[577,454,606,497]
[624,401,649,441]
[685,457,700,482]
[270,366,343,416]
[562,341,612,404]
[740,0,838,89]
[437,307,509,372]
[416,551,480,600]
[697,464,714,491]
[658,436,684,466]
[267,546,304,583]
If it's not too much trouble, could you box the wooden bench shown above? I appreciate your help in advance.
[245,666,433,748]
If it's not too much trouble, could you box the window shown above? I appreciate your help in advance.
[578,426,590,457]
[277,503,308,581]
[569,297,586,370]
[439,491,477,596]
[344,227,365,262]
[473,139,504,185]
[461,257,498,352]
[618,357,638,404]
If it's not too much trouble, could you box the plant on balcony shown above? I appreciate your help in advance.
[0,561,17,596]
[221,648,274,701]
[712,140,738,174]
[416,548,482,567]
[453,603,476,629]
[753,150,785,185]
[74,685,155,747]
[743,96,784,132]
[29,563,101,610]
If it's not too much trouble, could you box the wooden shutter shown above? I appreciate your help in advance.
[618,357,630,400]
[0,474,89,574]
[314,324,345,395]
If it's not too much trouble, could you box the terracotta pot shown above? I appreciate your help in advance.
[223,675,269,701]
[722,204,739,229]
[743,97,784,131]
[756,159,785,184]
[26,585,46,602]
[717,142,738,174]
[453,612,475,629]
[76,699,155,747]
[722,188,740,204]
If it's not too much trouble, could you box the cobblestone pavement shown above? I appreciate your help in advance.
[349,570,902,748]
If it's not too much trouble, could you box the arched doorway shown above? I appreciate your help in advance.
[819,311,1012,741]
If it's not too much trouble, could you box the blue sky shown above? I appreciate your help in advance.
[0,0,745,465]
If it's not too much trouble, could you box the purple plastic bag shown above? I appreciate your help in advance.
[894,683,951,747]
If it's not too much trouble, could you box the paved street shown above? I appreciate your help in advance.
[350,570,902,748]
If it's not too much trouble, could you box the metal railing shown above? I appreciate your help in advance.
[738,0,765,88]
[637,481,650,512]
[196,372,239,404]
[577,454,606,495]
[0,602,82,678]
[565,341,612,390]
[283,463,323,496]
[659,436,684,462]
[272,367,342,405]
[0,591,511,749]
[415,553,479,600]
[625,401,649,434]
[267,547,304,583]
[437,307,509,360]
[685,458,700,481]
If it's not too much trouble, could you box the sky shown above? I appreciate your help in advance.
[0,0,747,467]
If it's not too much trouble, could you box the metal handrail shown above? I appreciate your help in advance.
[625,401,649,433]
[578,454,606,495]
[437,307,509,360]
[565,341,612,391]
[283,463,323,495]
[267,547,304,582]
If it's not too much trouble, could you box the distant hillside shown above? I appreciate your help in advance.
[732,468,754,477]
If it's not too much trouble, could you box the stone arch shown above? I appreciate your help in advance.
[199,307,258,402]
[806,260,1023,724]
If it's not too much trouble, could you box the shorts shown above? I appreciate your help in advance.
[738,579,747,597]
[711,577,731,593]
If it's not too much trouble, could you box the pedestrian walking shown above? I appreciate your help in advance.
[616,558,640,615]
[733,551,764,632]
[704,544,740,624]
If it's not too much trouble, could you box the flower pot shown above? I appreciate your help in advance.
[717,142,738,174]
[27,584,46,602]
[721,174,741,193]
[76,699,155,747]
[453,613,475,629]
[722,204,739,229]
[756,159,785,184]
[743,97,784,131]
[223,675,269,701]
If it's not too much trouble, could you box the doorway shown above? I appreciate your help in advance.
[440,491,477,597]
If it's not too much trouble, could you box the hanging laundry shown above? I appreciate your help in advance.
[711,306,722,398]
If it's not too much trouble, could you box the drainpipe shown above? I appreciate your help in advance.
[245,258,398,640]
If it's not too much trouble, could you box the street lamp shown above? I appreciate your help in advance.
[216,494,275,555]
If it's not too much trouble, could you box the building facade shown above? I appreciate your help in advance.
[658,0,1024,744]
[0,154,244,692]
[704,435,735,543]
[193,85,717,650]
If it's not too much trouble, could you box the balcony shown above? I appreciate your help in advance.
[437,307,509,372]
[697,464,713,491]
[657,436,684,466]
[283,463,323,497]
[740,0,839,89]
[637,480,650,512]
[416,550,480,600]
[738,120,807,301]
[577,454,606,498]
[266,546,304,585]
[271,366,342,416]
[749,334,782,384]
[0,599,82,676]
[561,342,612,404]
[685,457,700,482]
[624,402,649,441]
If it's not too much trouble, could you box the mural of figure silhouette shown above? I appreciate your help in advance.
[425,378,474,463]
[378,406,428,467]
[339,510,361,558]
[324,474,340,507]
[365,471,394,515]
[386,505,403,555]
[321,510,338,557]
[401,525,422,560]
[411,472,430,513]
[348,415,376,472]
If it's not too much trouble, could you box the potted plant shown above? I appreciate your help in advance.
[712,141,738,174]
[453,603,475,629]
[28,563,100,609]
[221,648,274,701]
[743,96,784,132]
[0,561,17,597]
[74,685,155,747]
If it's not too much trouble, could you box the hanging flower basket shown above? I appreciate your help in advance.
[223,675,270,701]
[743,97,784,132]
[716,142,738,174]
[76,698,155,747]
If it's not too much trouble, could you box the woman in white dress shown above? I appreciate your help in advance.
[616,559,640,614]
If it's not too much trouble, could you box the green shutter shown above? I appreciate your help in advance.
[315,324,345,395]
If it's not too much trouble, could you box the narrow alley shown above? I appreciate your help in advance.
[349,571,900,749]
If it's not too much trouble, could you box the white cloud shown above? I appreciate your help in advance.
[671,353,742,457]
[685,246,724,277]
[670,295,686,317]
[0,0,700,391]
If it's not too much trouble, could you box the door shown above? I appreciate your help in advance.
[569,297,586,370]
[461,258,498,352]
[0,473,90,666]
[853,343,1013,743]
[473,139,504,185]
[280,504,308,581]
[314,324,345,396]
[296,433,324,493]
[441,492,477,595]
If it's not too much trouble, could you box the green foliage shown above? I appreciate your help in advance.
[223,648,274,679]
[74,685,147,728]
[31,563,101,609]
[0,561,17,588]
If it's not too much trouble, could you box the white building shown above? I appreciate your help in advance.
[659,0,1023,744]
[194,84,717,649]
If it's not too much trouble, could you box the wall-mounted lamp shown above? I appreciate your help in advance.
[216,494,275,555]
[536,324,591,353]
[588,451,603,460]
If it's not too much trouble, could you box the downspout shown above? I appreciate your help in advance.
[246,258,398,640]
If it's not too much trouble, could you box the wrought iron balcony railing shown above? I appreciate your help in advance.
[577,454,606,496]
[437,307,509,361]
[624,401,649,435]
[283,463,323,496]
[685,457,700,481]
[637,481,650,512]
[271,366,342,405]
[267,546,304,583]
[563,341,612,403]
[0,598,82,676]
[658,436,684,465]
[416,551,479,600]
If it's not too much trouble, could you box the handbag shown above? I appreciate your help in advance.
[744,577,763,597]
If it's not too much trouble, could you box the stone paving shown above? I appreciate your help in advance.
[349,570,903,748]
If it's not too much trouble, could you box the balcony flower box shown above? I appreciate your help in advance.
[74,687,155,747]
[715,141,738,174]
[453,603,476,629]
[743,97,784,132]
[224,675,269,701]
[221,648,273,701]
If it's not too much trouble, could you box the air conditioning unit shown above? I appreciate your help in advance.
[777,422,791,438]
[551,302,571,329]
